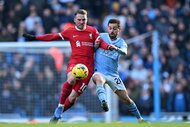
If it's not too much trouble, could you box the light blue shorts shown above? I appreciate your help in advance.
[93,72,126,92]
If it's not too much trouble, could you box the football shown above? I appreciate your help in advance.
[72,64,89,80]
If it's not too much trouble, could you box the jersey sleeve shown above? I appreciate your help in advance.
[59,29,71,40]
[93,27,100,40]
[99,37,110,50]
[36,33,61,41]
[36,28,71,41]
[117,40,128,55]
[121,40,128,49]
[93,27,109,50]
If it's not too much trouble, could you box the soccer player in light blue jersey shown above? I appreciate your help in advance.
[92,19,148,123]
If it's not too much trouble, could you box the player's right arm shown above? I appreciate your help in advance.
[23,33,61,41]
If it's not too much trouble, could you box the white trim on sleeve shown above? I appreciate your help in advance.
[58,33,64,40]
[95,36,100,42]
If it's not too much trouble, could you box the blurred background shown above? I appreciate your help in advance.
[0,0,190,123]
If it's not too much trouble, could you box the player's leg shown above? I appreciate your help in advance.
[115,89,147,123]
[63,75,91,111]
[59,72,76,105]
[50,71,76,123]
[63,89,79,112]
[107,76,148,123]
[92,72,108,112]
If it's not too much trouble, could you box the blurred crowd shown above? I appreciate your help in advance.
[0,0,190,117]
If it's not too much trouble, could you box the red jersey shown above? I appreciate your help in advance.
[36,25,109,73]
[60,26,101,59]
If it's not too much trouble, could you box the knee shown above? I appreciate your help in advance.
[67,79,75,85]
[69,97,78,104]
[92,73,105,85]
[67,76,76,85]
[68,94,78,103]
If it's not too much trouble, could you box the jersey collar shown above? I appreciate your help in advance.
[75,26,86,31]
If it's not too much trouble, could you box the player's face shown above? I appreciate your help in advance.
[108,23,120,40]
[74,14,87,30]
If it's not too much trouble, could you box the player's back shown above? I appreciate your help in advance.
[95,33,127,76]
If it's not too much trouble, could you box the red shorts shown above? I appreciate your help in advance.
[66,63,93,95]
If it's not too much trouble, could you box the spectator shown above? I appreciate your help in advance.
[167,82,189,112]
[0,0,190,117]
[24,4,42,33]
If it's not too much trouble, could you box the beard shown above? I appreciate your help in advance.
[77,24,85,30]
[109,33,117,40]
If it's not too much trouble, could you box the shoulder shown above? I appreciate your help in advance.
[86,25,96,29]
[86,25,98,32]
[62,26,75,33]
[66,26,75,31]
[120,38,126,43]
[119,38,128,47]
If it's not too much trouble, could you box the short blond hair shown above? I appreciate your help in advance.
[75,9,88,16]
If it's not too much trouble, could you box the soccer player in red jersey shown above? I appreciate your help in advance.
[23,9,117,123]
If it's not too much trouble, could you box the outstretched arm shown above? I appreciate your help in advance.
[23,33,61,41]
[116,47,127,55]
[95,37,118,50]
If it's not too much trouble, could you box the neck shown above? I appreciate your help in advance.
[111,38,117,41]
[109,34,118,41]
[75,26,86,31]
[110,36,117,41]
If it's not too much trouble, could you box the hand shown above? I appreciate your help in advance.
[108,44,118,51]
[23,33,36,41]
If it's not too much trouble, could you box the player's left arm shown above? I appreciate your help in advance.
[98,37,116,50]
[95,37,119,51]
[116,47,127,55]
[115,40,128,55]
[93,27,114,50]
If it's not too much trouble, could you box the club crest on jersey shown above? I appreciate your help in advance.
[89,33,92,39]
[76,41,81,47]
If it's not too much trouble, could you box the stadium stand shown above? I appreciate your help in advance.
[0,0,190,122]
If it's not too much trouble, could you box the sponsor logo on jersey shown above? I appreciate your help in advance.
[100,50,118,60]
[82,42,93,47]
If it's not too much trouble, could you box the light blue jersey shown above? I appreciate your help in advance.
[94,33,143,121]
[94,33,127,76]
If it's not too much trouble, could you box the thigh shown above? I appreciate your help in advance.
[66,63,76,74]
[92,72,106,84]
[73,71,93,95]
[105,76,126,92]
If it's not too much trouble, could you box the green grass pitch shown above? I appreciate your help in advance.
[0,122,190,127]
